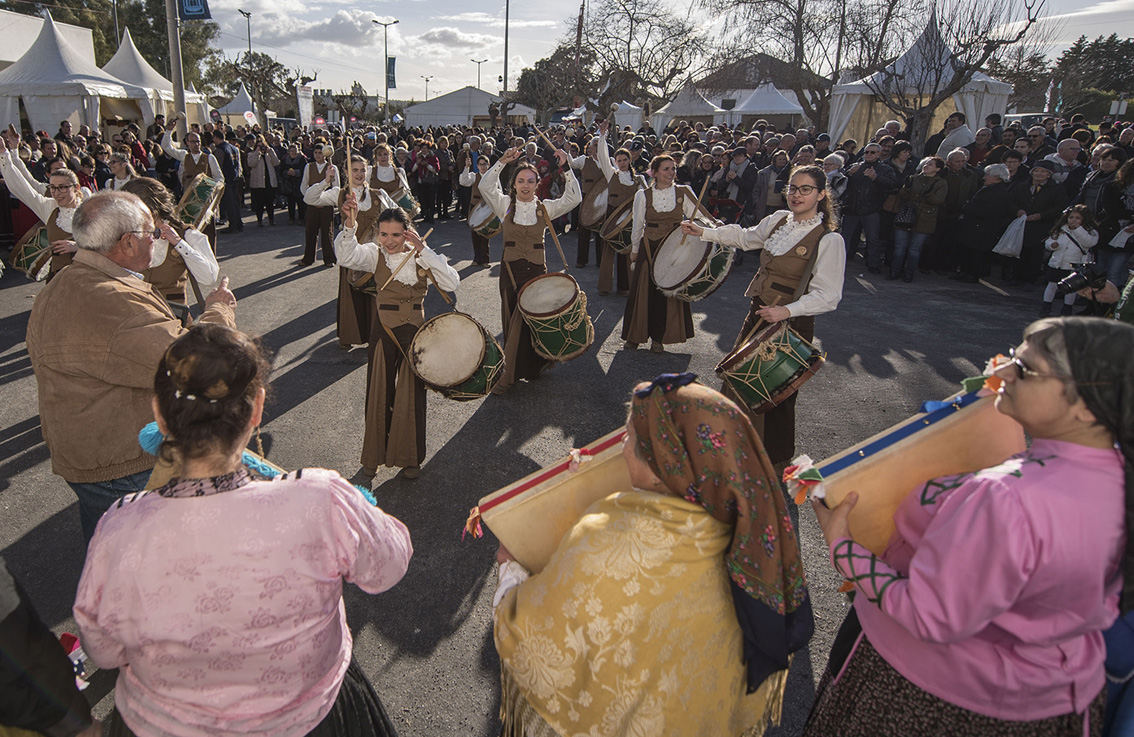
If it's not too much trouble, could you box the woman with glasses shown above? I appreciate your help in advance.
[0,130,85,279]
[806,317,1134,737]
[681,165,844,467]
[108,150,139,191]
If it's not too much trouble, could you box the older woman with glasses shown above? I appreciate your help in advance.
[807,317,1134,737]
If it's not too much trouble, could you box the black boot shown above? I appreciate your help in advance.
[1038,301,1053,317]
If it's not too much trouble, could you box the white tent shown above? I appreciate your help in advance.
[216,82,258,127]
[725,84,803,126]
[651,86,725,130]
[404,86,534,127]
[0,9,95,70]
[827,11,1012,144]
[0,12,148,134]
[611,100,643,133]
[187,81,212,127]
[102,28,206,126]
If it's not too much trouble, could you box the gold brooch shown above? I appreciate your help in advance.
[796,246,808,256]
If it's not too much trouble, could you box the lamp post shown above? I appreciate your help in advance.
[503,0,510,93]
[373,18,399,124]
[237,9,252,60]
[421,75,433,100]
[471,58,487,90]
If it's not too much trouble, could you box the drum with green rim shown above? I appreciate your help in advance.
[653,223,734,302]
[716,322,824,414]
[348,269,377,296]
[599,198,634,254]
[469,201,502,238]
[177,174,225,229]
[410,312,504,400]
[517,273,594,362]
[9,226,52,281]
[391,188,421,218]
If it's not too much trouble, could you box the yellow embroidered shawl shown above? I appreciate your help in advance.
[494,490,785,737]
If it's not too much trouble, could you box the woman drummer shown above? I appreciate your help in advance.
[120,177,220,307]
[478,145,581,393]
[0,131,85,279]
[622,153,708,353]
[682,165,845,467]
[335,203,459,480]
[334,154,380,348]
[459,154,495,266]
[596,119,643,297]
[369,143,411,200]
[806,317,1134,737]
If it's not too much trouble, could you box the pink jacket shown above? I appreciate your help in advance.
[74,469,412,737]
[832,439,1125,721]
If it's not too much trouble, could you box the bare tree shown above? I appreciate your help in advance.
[582,0,712,108]
[697,0,911,129]
[856,0,1049,153]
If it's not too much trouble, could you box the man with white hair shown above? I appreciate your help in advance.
[884,119,906,140]
[1044,138,1083,186]
[25,190,237,545]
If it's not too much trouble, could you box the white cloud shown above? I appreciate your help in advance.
[252,9,386,47]
[1045,0,1134,20]
[437,12,557,28]
[415,27,501,48]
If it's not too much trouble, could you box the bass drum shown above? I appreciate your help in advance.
[410,311,505,400]
[652,223,734,302]
[517,273,594,362]
[469,201,502,238]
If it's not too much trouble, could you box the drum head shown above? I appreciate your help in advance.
[376,189,398,211]
[654,228,710,290]
[411,313,487,387]
[599,198,634,240]
[581,183,609,228]
[469,201,494,227]
[518,273,579,316]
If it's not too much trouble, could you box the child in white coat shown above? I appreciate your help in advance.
[1040,205,1098,316]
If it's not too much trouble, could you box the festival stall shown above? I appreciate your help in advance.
[651,85,726,131]
[404,86,535,128]
[102,28,207,127]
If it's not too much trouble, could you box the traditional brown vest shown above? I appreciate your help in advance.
[180,151,210,192]
[369,167,401,195]
[644,186,685,246]
[47,207,73,275]
[746,214,825,303]
[502,201,548,266]
[607,170,641,212]
[338,187,381,244]
[306,162,334,209]
[580,157,603,194]
[144,240,189,302]
[469,172,486,210]
[371,250,428,329]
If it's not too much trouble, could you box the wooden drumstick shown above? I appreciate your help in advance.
[380,227,434,290]
[540,208,570,273]
[682,178,715,246]
[344,135,352,197]
[735,296,783,353]
[532,125,558,155]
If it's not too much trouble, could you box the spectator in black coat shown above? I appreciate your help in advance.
[1009,160,1070,286]
[840,142,897,272]
[955,164,1015,282]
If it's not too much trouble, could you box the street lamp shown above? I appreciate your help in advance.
[373,18,399,124]
[471,58,487,90]
[421,75,433,101]
[237,9,252,61]
[503,0,510,93]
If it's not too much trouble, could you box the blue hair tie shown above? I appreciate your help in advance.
[634,372,698,398]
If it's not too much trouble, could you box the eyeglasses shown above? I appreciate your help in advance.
[1005,347,1072,382]
[786,184,818,195]
[47,184,75,192]
[131,227,162,240]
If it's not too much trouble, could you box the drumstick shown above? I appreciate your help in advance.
[532,125,558,156]
[344,136,351,197]
[731,296,783,359]
[540,208,571,274]
[380,227,434,290]
[682,179,715,246]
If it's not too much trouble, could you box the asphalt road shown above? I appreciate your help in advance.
[0,209,1042,735]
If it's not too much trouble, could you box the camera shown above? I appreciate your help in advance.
[1056,262,1109,296]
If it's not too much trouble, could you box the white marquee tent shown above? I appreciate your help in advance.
[0,12,149,134]
[651,86,725,130]
[102,28,207,127]
[0,9,94,70]
[827,12,1012,144]
[404,86,534,128]
[725,84,804,126]
[216,82,258,127]
[611,100,644,132]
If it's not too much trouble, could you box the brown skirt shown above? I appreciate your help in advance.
[621,238,694,345]
[803,635,1104,737]
[498,257,551,389]
[361,320,425,470]
[338,267,373,347]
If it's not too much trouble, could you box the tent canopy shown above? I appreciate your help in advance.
[651,85,725,130]
[404,86,534,127]
[0,9,95,70]
[102,28,205,125]
[827,11,1012,143]
[612,100,643,132]
[217,81,258,126]
[0,12,146,132]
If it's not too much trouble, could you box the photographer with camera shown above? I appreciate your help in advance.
[246,134,280,227]
[1041,205,1099,316]
[1073,270,1134,325]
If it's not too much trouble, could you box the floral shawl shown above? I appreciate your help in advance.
[628,373,813,692]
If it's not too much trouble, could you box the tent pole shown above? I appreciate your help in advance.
[165,0,187,138]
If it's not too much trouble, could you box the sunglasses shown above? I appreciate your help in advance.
[1006,347,1071,382]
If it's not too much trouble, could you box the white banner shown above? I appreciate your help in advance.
[296,85,314,128]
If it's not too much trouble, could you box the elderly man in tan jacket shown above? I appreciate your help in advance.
[26,190,238,544]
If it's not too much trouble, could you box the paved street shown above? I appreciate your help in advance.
[1,212,1041,735]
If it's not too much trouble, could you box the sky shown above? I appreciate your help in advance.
[204,0,1134,105]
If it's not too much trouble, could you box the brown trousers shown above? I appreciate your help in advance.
[499,258,550,388]
[305,205,334,264]
[362,321,426,470]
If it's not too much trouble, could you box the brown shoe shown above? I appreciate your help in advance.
[623,341,638,350]
[650,341,664,353]
[402,466,421,479]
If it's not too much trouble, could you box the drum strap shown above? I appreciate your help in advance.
[539,208,571,273]
[502,258,518,291]
[379,318,410,362]
[425,270,454,305]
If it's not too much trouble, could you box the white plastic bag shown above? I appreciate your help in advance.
[992,214,1027,258]
[1109,227,1134,250]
